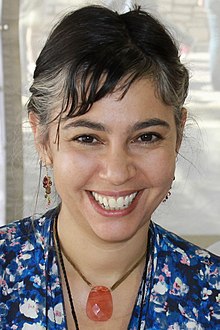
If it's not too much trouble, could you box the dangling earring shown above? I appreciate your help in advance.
[163,176,175,202]
[43,166,52,206]
[163,190,171,202]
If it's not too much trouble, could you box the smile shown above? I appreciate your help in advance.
[91,192,138,211]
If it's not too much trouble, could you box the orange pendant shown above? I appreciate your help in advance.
[86,286,113,321]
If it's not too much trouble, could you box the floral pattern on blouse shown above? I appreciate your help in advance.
[0,209,220,329]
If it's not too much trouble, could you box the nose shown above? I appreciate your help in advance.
[99,148,137,186]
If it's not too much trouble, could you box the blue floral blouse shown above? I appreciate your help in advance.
[0,208,220,329]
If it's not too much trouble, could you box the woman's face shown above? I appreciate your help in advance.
[40,79,184,242]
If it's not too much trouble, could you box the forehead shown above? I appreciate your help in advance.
[61,78,176,129]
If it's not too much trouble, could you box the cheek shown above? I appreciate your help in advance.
[140,149,176,185]
[52,151,99,190]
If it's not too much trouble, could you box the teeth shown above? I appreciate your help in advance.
[103,197,108,207]
[117,197,124,208]
[91,192,138,210]
[109,198,116,208]
[98,194,103,204]
[125,195,129,205]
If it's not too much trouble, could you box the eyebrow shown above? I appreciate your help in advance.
[63,119,107,132]
[63,118,170,132]
[132,118,170,131]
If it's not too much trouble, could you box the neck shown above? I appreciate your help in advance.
[57,207,150,286]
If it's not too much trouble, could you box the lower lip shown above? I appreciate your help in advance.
[87,191,143,218]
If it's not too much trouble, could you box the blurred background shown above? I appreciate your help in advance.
[0,0,219,253]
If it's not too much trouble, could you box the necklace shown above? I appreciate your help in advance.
[53,216,146,325]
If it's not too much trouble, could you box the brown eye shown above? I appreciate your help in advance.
[73,135,100,145]
[139,134,154,142]
[137,133,161,143]
[78,135,95,143]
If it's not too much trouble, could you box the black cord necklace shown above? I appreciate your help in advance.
[53,216,80,330]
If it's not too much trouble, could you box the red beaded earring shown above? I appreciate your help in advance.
[43,168,52,206]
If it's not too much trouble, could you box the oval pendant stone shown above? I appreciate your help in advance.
[86,286,113,321]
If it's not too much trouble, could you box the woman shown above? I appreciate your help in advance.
[0,5,220,330]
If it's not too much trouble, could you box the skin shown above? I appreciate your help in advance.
[30,78,186,328]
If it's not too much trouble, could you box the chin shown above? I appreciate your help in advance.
[90,220,147,243]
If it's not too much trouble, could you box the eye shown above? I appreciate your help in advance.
[73,134,100,145]
[134,133,162,144]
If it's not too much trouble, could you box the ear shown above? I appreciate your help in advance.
[29,112,53,166]
[176,107,187,153]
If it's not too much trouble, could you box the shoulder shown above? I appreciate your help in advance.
[151,221,220,280]
[0,208,58,261]
[0,208,62,328]
[151,221,220,264]
[149,222,220,326]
